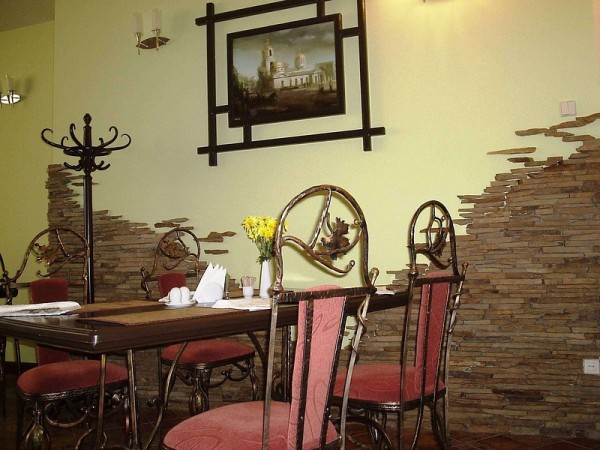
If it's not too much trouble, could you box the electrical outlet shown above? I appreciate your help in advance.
[583,359,600,375]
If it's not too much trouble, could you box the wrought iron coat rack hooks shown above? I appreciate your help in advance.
[41,113,132,303]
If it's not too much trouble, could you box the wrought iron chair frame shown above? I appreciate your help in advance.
[140,227,203,301]
[11,227,90,370]
[0,227,90,418]
[17,355,130,450]
[5,227,129,449]
[338,200,467,450]
[161,184,378,450]
[141,227,259,415]
[9,227,89,297]
[266,184,378,449]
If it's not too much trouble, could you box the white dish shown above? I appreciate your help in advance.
[164,301,195,309]
[195,301,218,308]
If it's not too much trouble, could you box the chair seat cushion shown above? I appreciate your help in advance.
[29,278,69,304]
[17,359,128,396]
[333,363,444,405]
[163,400,339,450]
[162,339,255,365]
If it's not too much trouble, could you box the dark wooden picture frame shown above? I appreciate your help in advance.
[227,14,345,128]
[196,0,385,166]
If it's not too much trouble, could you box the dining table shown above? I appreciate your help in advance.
[0,289,407,449]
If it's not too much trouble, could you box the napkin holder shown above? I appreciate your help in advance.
[193,263,227,303]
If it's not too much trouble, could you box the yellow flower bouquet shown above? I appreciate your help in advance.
[241,216,281,263]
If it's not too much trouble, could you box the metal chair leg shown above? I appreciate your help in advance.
[189,368,212,415]
[0,338,5,418]
[22,401,51,450]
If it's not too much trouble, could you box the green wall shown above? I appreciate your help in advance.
[0,21,54,288]
[2,0,600,291]
[0,21,54,361]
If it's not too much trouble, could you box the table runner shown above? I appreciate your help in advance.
[75,300,245,326]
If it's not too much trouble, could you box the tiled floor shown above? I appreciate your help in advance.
[2,373,599,449]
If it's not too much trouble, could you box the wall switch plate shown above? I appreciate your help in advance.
[560,100,577,117]
[583,359,600,375]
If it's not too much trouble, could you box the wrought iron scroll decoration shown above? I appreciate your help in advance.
[409,200,461,276]
[195,0,386,166]
[41,113,131,302]
[158,230,201,272]
[11,227,89,282]
[140,228,203,298]
[3,227,89,305]
[273,185,370,288]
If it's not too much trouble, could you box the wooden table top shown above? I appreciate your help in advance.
[0,292,407,354]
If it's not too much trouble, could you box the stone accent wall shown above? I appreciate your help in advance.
[385,113,600,439]
[46,165,260,406]
[46,113,600,438]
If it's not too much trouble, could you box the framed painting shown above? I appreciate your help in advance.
[227,14,345,128]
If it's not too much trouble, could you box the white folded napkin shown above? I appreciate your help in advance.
[193,263,227,302]
[0,301,81,317]
[211,298,272,311]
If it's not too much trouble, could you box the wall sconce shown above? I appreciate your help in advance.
[133,9,169,54]
[0,75,22,107]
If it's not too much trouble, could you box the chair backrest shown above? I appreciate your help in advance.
[29,278,71,365]
[401,200,467,404]
[264,184,378,450]
[157,272,188,298]
[140,228,203,300]
[5,227,89,365]
[7,227,89,305]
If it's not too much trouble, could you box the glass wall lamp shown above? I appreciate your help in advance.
[0,75,22,107]
[133,9,169,55]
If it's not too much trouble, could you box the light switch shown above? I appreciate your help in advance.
[560,101,577,117]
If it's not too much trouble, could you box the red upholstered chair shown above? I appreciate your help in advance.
[29,278,71,366]
[158,272,188,301]
[141,228,258,414]
[332,200,468,450]
[162,184,378,450]
[9,227,130,449]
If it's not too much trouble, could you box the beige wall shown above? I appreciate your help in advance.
[2,0,600,291]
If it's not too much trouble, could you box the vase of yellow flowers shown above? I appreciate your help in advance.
[242,216,280,299]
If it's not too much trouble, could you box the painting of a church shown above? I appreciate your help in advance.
[227,16,345,127]
[262,39,333,91]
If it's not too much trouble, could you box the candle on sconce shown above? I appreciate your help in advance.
[152,9,162,31]
[132,9,168,53]
[133,12,143,35]
[5,75,14,92]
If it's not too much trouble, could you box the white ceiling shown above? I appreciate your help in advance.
[0,0,54,32]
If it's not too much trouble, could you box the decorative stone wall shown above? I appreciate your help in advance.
[46,165,261,407]
[46,113,600,437]
[384,113,600,439]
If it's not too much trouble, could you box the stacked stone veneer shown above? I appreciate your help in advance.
[46,113,600,438]
[383,113,600,439]
[46,165,262,406]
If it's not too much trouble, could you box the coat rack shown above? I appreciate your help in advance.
[41,113,131,302]
[196,0,385,166]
